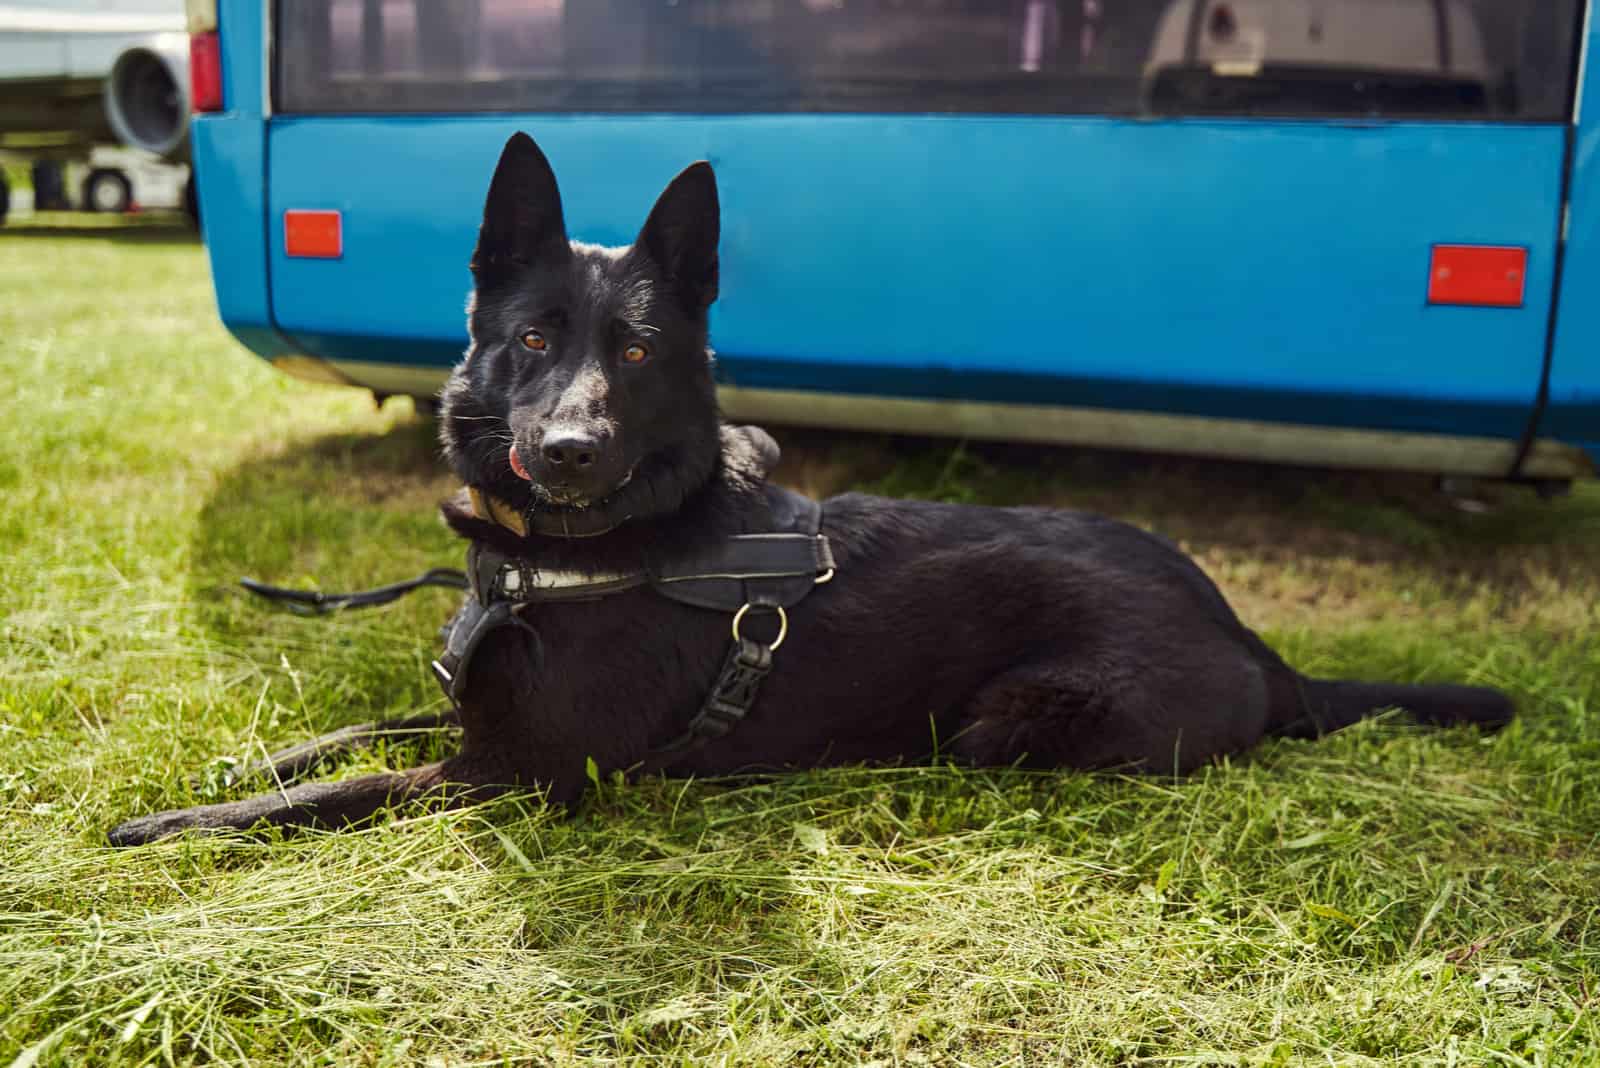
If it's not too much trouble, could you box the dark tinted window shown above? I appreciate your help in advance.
[276,0,1579,121]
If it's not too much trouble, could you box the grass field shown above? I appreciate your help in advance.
[1,217,1598,1066]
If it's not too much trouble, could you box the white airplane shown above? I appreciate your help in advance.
[0,0,191,222]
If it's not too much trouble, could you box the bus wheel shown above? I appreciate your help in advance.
[83,168,133,213]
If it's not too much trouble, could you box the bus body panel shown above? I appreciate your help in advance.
[193,115,291,358]
[266,114,1561,441]
[1547,7,1600,461]
[192,0,292,359]
[184,0,1600,475]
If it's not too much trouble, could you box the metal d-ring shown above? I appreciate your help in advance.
[814,567,835,585]
[731,603,787,651]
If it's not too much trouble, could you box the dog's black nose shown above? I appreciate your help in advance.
[543,431,598,469]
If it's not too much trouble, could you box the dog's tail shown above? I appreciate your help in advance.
[1271,678,1513,739]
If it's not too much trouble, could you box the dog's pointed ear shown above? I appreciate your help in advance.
[636,161,719,310]
[471,132,569,279]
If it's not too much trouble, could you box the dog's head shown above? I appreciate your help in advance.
[440,132,724,531]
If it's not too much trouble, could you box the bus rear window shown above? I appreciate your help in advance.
[275,0,1579,121]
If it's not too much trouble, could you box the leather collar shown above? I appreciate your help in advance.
[465,425,783,542]
[468,487,625,539]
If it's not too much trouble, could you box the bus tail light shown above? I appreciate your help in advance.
[1427,245,1527,308]
[189,31,222,113]
[285,211,343,259]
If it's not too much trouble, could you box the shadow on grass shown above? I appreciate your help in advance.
[185,415,461,723]
[772,424,1600,577]
[184,412,1600,712]
[1,213,199,245]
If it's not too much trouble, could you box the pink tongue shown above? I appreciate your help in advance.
[509,448,532,481]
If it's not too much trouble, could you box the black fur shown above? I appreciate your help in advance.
[108,133,1513,846]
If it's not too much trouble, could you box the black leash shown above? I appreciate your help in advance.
[239,568,468,614]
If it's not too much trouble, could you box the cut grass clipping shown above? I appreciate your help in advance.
[2,217,1598,1066]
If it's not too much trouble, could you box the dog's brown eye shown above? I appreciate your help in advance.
[520,330,547,352]
[623,343,649,365]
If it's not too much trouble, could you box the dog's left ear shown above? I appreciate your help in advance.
[636,161,720,311]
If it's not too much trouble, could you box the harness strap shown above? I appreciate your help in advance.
[634,637,773,776]
[467,544,650,605]
[431,595,541,705]
[658,532,835,582]
[463,487,830,614]
[651,491,833,612]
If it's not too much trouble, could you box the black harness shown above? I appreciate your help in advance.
[245,485,835,772]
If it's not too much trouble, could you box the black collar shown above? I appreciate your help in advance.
[468,486,628,539]
[463,425,783,545]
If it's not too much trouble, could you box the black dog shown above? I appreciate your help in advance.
[109,133,1512,846]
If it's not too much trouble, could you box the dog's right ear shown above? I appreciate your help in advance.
[471,132,569,280]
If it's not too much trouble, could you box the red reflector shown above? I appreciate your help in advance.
[1428,245,1527,308]
[189,30,223,112]
[284,210,343,259]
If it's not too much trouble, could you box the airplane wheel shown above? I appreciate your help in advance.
[83,168,133,213]
[31,160,67,210]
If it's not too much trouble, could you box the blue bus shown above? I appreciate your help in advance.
[185,0,1599,483]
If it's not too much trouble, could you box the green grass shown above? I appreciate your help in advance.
[2,218,1598,1067]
